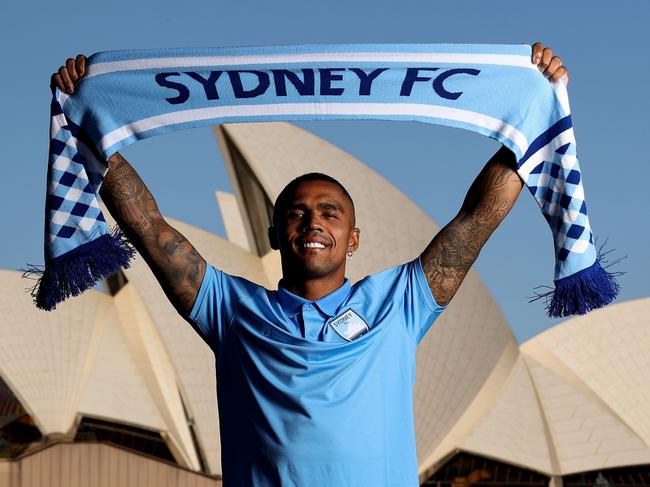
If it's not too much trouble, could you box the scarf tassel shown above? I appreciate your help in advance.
[531,245,623,318]
[23,227,135,311]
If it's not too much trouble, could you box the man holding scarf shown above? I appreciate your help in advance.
[51,42,567,486]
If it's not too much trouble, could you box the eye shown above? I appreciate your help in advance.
[323,212,338,219]
[287,211,304,219]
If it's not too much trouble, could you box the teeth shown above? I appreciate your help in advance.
[304,242,325,248]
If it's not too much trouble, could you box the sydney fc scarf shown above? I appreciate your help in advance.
[30,44,619,315]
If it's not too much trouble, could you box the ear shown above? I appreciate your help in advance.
[348,227,360,252]
[268,226,279,250]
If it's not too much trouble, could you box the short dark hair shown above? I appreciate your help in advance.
[272,173,355,226]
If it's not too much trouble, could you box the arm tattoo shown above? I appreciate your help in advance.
[147,225,206,314]
[101,153,158,234]
[421,148,523,306]
[100,153,206,315]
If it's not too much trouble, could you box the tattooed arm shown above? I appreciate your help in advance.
[420,146,523,306]
[51,55,206,316]
[99,152,206,316]
[419,41,570,306]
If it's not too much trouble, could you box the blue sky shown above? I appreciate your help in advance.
[1,0,648,343]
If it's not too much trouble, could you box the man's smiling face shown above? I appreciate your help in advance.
[270,179,360,281]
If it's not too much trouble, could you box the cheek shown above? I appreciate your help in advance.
[279,230,296,248]
[333,228,353,247]
[282,223,299,238]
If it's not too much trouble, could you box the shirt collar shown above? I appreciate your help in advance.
[277,279,352,318]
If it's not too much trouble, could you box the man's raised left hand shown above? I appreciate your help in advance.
[532,42,569,84]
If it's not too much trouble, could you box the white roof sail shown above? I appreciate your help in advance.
[0,270,104,435]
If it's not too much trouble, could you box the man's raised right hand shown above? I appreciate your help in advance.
[51,54,87,94]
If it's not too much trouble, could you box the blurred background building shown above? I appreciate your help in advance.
[1,123,648,487]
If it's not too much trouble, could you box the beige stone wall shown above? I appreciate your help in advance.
[0,443,220,487]
[0,462,18,487]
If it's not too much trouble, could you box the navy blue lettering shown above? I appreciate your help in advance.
[349,68,388,96]
[185,71,223,100]
[155,72,190,105]
[227,70,270,98]
[319,68,346,96]
[399,68,440,96]
[433,68,481,100]
[271,69,315,96]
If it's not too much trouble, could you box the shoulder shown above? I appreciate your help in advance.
[204,264,266,291]
[363,258,443,312]
[364,259,420,290]
[190,265,268,317]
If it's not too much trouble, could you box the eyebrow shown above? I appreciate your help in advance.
[318,202,344,212]
[286,202,345,212]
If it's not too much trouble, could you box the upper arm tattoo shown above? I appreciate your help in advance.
[421,151,523,306]
[145,224,207,315]
[100,153,206,315]
[421,219,479,307]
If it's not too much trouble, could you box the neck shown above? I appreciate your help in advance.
[280,272,346,301]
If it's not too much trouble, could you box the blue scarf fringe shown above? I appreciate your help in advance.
[23,227,135,311]
[531,246,622,318]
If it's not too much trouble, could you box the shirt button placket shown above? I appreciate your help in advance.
[304,303,318,339]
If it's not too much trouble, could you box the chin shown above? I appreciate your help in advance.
[290,257,340,279]
[298,262,334,278]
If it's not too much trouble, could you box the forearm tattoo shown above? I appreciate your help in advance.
[421,151,523,306]
[100,153,206,314]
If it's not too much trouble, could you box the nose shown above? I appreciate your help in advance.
[300,212,323,233]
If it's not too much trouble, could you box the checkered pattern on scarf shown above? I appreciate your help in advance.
[46,99,108,257]
[518,115,593,275]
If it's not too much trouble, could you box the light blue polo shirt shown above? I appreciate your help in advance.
[189,258,445,487]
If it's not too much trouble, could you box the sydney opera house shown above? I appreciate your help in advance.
[1,123,649,486]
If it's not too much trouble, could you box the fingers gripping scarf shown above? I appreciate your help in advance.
[30,43,620,316]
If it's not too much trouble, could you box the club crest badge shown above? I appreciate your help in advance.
[328,308,369,341]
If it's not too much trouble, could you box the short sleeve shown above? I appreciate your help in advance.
[368,257,446,344]
[188,265,260,351]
